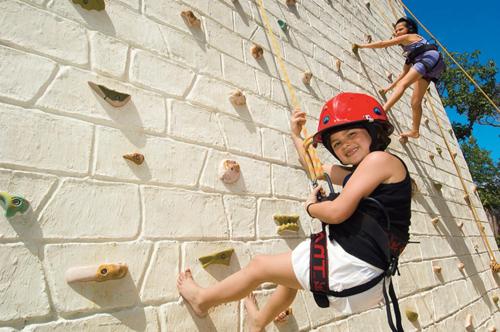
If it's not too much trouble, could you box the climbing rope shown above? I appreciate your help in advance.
[398,0,500,113]
[425,93,499,272]
[256,0,324,182]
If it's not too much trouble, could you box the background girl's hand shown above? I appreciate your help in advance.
[290,108,306,137]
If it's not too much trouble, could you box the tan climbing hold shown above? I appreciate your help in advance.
[198,248,234,269]
[229,90,246,106]
[181,10,201,28]
[365,2,371,9]
[492,295,499,304]
[352,43,359,55]
[274,307,293,323]
[423,117,429,125]
[65,263,128,283]
[398,136,408,144]
[457,221,464,230]
[464,313,473,330]
[123,152,144,165]
[335,59,342,71]
[463,194,470,204]
[251,44,264,60]
[365,34,372,43]
[431,217,439,225]
[274,214,300,235]
[429,153,435,161]
[285,0,296,6]
[457,262,465,271]
[452,151,458,159]
[488,326,496,332]
[433,265,442,273]
[405,308,418,322]
[302,71,313,85]
[490,261,500,273]
[219,159,241,184]
[386,72,393,82]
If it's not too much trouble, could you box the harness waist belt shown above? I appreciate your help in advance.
[405,44,438,65]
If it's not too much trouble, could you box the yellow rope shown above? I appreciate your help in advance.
[256,0,323,181]
[399,0,499,113]
[425,92,498,271]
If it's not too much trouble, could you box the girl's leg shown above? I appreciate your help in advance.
[244,286,298,331]
[177,252,302,316]
[383,68,422,112]
[400,78,430,139]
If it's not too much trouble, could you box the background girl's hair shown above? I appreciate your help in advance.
[396,17,418,34]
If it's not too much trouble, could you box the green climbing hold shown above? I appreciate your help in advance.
[277,19,288,32]
[72,0,105,11]
[198,249,235,269]
[0,192,30,218]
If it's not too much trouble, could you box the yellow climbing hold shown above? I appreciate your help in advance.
[198,249,235,269]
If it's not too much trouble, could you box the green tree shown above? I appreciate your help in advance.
[460,137,500,210]
[437,50,499,140]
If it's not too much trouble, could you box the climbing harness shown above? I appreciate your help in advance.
[309,174,404,332]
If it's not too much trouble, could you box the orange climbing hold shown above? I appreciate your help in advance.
[229,90,246,106]
[123,152,144,165]
[181,10,201,28]
[302,71,313,85]
[432,265,442,273]
[65,263,128,283]
[431,217,439,225]
[335,59,342,72]
[285,0,296,6]
[251,44,264,60]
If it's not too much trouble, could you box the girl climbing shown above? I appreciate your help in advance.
[177,93,411,332]
[354,17,445,141]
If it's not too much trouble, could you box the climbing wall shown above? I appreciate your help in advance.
[0,0,498,331]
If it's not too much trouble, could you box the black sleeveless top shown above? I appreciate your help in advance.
[328,156,411,270]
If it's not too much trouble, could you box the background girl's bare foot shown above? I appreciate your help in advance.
[177,269,208,317]
[400,130,420,140]
[244,293,264,332]
[274,307,293,323]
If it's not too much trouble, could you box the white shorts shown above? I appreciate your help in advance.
[291,237,385,314]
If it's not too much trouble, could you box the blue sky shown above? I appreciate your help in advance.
[403,0,499,160]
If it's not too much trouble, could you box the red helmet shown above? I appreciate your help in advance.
[313,92,389,146]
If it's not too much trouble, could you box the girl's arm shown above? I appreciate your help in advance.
[357,35,409,49]
[307,152,403,224]
[290,109,350,186]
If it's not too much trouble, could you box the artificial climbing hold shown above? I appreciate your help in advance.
[423,117,429,126]
[452,151,458,159]
[457,222,464,229]
[378,89,386,98]
[465,313,473,331]
[448,128,454,136]
[198,248,234,268]
[72,0,105,11]
[365,2,371,9]
[123,152,144,165]
[405,309,418,322]
[365,34,372,43]
[457,262,465,271]
[229,90,246,106]
[65,263,128,283]
[251,44,264,60]
[277,19,288,32]
[274,214,300,235]
[302,71,313,85]
[488,326,497,332]
[219,159,241,184]
[398,136,408,145]
[274,307,293,323]
[352,43,359,55]
[492,295,499,304]
[387,72,393,82]
[285,0,296,6]
[429,153,435,161]
[181,10,201,28]
[431,217,439,225]
[463,194,470,204]
[435,146,442,156]
[432,181,442,190]
[432,265,442,273]
[0,192,30,218]
[88,82,131,107]
[335,59,342,71]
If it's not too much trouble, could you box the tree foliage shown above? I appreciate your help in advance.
[460,137,500,209]
[437,50,499,140]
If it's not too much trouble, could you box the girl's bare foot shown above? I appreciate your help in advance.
[400,130,420,140]
[274,307,293,323]
[177,269,208,317]
[244,293,264,332]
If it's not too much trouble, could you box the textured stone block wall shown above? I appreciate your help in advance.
[0,0,498,331]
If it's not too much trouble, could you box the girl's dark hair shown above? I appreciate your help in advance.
[321,121,394,161]
[395,17,418,34]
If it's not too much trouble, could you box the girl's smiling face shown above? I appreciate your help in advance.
[393,22,410,37]
[330,128,372,165]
